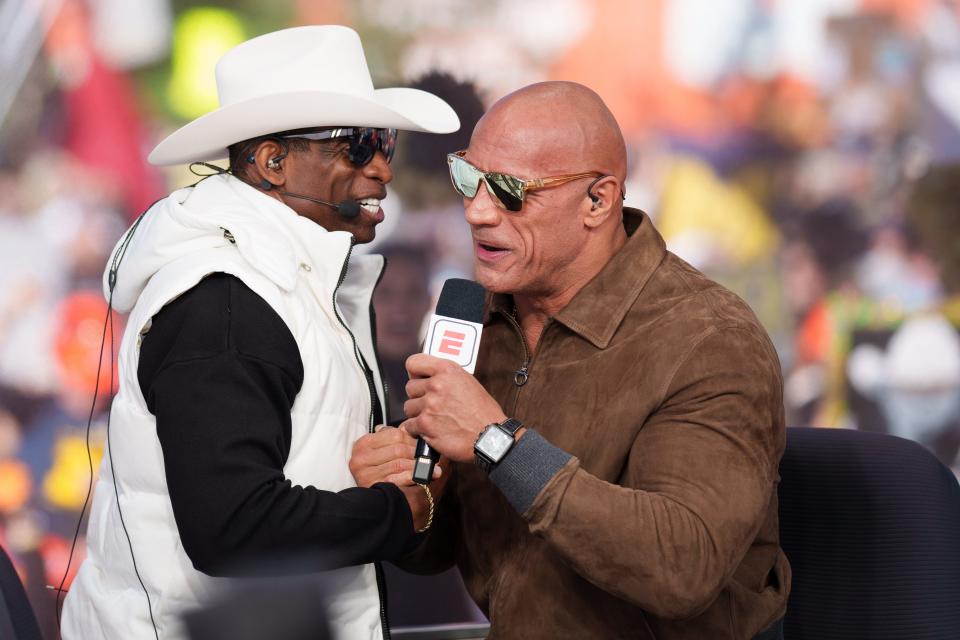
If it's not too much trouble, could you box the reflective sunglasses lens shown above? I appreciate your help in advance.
[380,128,397,162]
[349,128,397,166]
[448,155,481,198]
[485,173,525,211]
[348,142,374,166]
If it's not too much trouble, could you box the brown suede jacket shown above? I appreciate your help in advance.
[400,209,790,639]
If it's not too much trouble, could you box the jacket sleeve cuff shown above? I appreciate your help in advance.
[374,482,420,560]
[489,429,571,515]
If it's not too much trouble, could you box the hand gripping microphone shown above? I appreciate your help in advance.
[259,179,362,218]
[412,278,487,484]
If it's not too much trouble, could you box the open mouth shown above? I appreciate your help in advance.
[357,198,381,214]
[476,240,509,259]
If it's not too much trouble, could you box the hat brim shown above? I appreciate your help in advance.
[148,87,461,166]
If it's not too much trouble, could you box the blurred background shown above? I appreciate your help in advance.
[1,0,960,636]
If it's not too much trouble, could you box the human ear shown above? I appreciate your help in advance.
[251,139,288,189]
[583,175,622,229]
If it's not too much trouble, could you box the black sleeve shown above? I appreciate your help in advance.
[137,273,416,577]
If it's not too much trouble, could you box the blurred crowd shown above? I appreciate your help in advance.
[2,0,960,637]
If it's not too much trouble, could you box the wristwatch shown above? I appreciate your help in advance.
[474,418,524,473]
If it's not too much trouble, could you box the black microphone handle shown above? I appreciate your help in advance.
[413,436,440,485]
[276,189,361,218]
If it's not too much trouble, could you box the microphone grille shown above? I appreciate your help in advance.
[435,278,486,323]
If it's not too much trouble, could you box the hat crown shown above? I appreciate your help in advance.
[148,24,459,165]
[216,25,375,107]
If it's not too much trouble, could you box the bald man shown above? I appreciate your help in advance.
[350,82,790,640]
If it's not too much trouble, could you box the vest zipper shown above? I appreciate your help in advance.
[368,255,389,425]
[331,238,381,433]
[367,259,390,639]
[331,239,391,639]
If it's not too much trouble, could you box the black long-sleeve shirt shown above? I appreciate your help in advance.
[137,273,415,577]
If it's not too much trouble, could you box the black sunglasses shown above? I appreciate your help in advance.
[282,127,398,167]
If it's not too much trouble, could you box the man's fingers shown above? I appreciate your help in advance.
[405,353,432,377]
[356,426,412,450]
[400,416,423,438]
[378,459,417,486]
[386,460,442,488]
[405,353,453,378]
[386,472,418,487]
[398,420,427,440]
[405,378,427,399]
[353,438,417,467]
[357,458,418,488]
[403,398,424,421]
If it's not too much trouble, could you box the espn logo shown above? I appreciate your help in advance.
[438,330,467,357]
[426,316,482,373]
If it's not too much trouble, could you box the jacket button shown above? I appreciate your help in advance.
[300,262,312,272]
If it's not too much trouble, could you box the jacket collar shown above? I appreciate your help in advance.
[179,175,307,291]
[487,208,665,349]
[203,176,385,308]
[175,174,370,295]
[104,173,378,313]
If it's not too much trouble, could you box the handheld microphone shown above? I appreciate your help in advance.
[412,278,486,484]
[259,179,362,218]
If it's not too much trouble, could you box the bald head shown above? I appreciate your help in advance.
[461,82,630,316]
[470,81,626,181]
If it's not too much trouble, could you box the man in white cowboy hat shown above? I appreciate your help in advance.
[61,25,458,640]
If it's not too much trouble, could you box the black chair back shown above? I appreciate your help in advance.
[779,427,960,640]
[0,544,42,640]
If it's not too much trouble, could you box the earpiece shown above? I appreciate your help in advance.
[266,157,281,170]
[586,175,604,211]
[260,179,273,190]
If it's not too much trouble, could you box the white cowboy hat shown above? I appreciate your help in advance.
[148,25,460,166]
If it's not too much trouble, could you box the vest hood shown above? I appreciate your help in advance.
[103,174,354,313]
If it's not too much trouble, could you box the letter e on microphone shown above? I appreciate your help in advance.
[425,316,482,373]
[438,330,466,356]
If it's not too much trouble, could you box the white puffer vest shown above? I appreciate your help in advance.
[62,175,389,640]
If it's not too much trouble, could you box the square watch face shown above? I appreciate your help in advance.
[477,426,513,461]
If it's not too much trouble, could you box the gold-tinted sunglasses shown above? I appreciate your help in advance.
[447,150,620,212]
